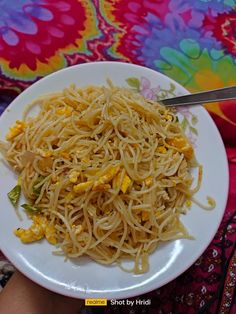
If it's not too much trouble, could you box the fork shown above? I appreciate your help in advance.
[161,86,236,106]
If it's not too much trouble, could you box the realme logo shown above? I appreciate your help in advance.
[85,299,107,306]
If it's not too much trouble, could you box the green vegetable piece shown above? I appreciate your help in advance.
[21,204,40,213]
[190,126,198,136]
[169,83,176,93]
[126,77,140,90]
[32,176,45,196]
[7,185,21,207]
[191,115,198,125]
[181,117,189,131]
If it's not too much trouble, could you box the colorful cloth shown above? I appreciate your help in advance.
[0,1,235,313]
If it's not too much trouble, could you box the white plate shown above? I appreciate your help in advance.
[0,62,229,299]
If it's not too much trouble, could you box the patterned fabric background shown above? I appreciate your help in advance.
[0,1,235,313]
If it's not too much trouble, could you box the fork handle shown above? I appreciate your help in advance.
[161,86,236,106]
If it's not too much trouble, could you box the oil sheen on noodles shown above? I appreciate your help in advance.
[0,81,215,274]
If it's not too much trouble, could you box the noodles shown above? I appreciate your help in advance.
[0,81,212,274]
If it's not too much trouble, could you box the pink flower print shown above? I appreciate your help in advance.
[177,106,192,118]
[140,77,160,100]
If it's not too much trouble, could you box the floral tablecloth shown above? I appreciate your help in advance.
[0,1,235,313]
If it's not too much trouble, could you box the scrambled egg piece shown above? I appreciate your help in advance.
[60,152,70,159]
[112,170,132,193]
[38,157,53,172]
[165,114,173,121]
[93,164,120,190]
[93,183,111,191]
[45,225,57,245]
[166,137,193,160]
[155,211,162,218]
[72,165,131,194]
[69,171,80,183]
[36,148,53,158]
[141,211,149,221]
[6,120,26,140]
[56,106,72,116]
[66,204,74,210]
[156,146,167,154]
[42,130,52,137]
[14,216,57,245]
[65,191,75,201]
[112,171,123,189]
[73,180,93,193]
[121,174,132,193]
[145,177,153,186]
